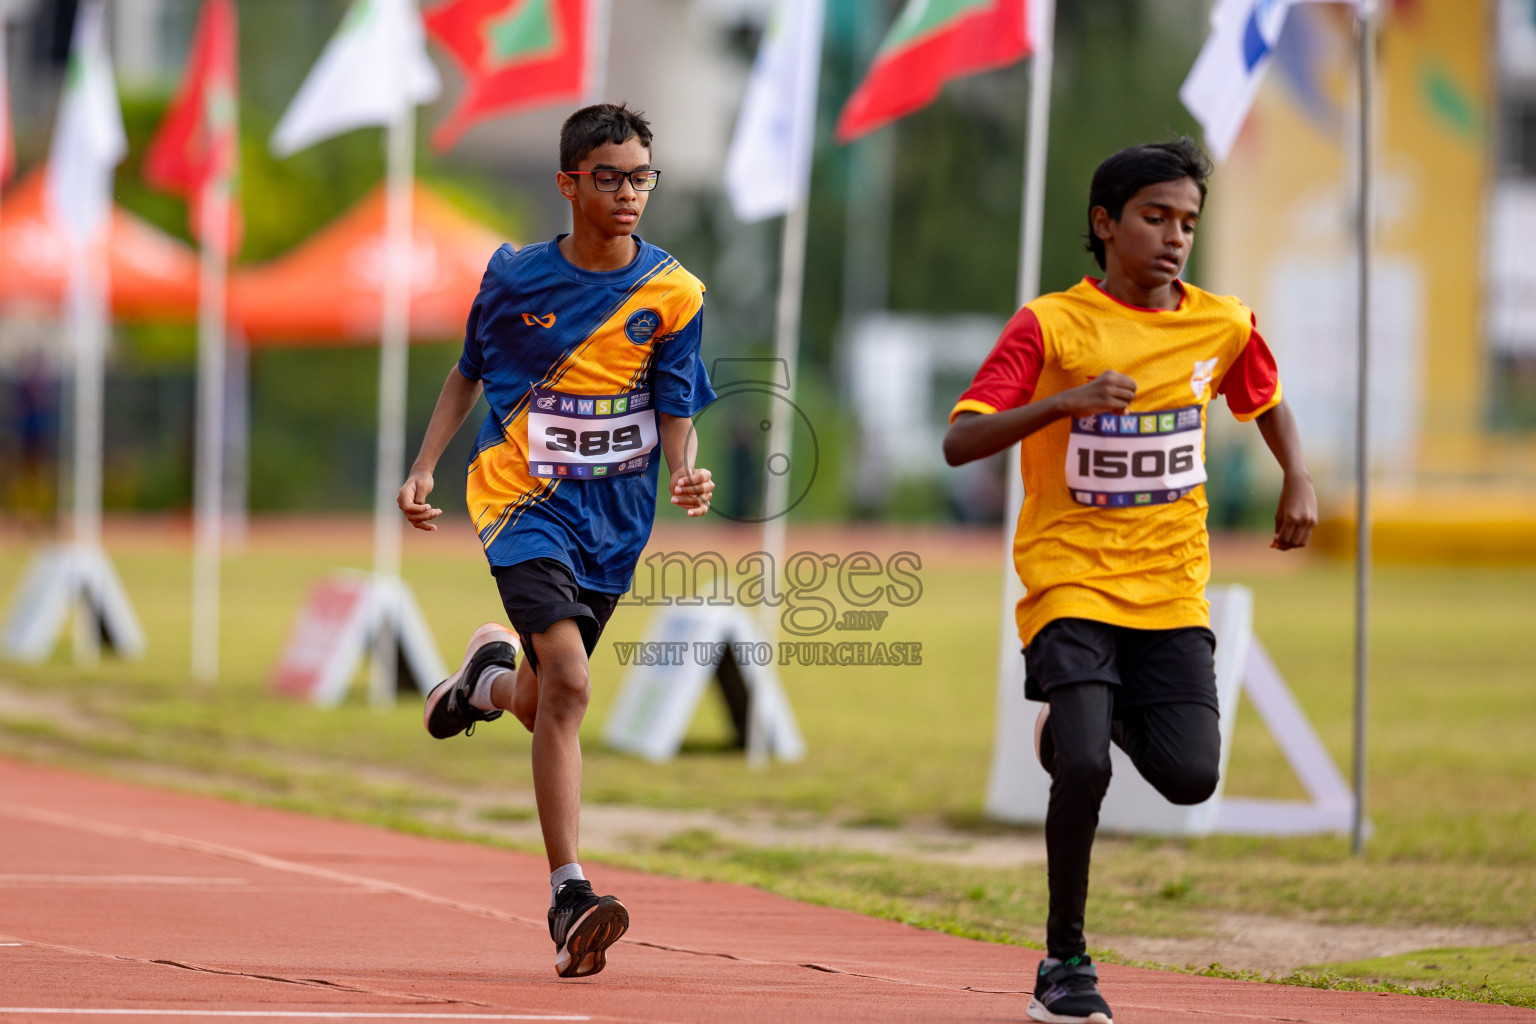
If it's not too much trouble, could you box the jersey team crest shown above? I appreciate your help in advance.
[624,308,662,344]
[1190,357,1218,398]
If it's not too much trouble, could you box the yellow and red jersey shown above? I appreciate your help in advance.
[951,277,1282,647]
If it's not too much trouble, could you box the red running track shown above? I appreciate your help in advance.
[0,758,1529,1023]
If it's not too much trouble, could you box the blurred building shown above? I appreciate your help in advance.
[1201,0,1536,530]
[1489,0,1536,406]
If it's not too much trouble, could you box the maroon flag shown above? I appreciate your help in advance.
[836,0,1030,143]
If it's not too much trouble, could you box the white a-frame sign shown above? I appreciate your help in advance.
[985,584,1358,837]
[604,606,805,763]
[270,571,447,708]
[3,544,146,664]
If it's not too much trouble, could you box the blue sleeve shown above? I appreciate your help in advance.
[652,307,716,417]
[458,246,511,381]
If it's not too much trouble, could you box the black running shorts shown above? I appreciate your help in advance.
[492,558,622,673]
[1023,617,1218,712]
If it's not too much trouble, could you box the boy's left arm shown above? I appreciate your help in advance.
[659,412,714,517]
[1254,398,1317,550]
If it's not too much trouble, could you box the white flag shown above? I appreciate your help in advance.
[724,0,825,223]
[271,0,441,158]
[1180,0,1363,163]
[45,0,127,242]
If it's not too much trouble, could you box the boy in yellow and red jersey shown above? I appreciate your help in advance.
[397,103,715,980]
[944,139,1316,1024]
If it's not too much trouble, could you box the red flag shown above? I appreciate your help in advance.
[144,0,240,248]
[836,0,1030,143]
[425,0,590,152]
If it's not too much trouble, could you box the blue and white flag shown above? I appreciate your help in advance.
[724,0,825,223]
[1180,0,1366,163]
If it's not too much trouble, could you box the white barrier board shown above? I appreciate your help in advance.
[604,606,805,763]
[985,584,1357,837]
[270,571,447,708]
[2,544,146,664]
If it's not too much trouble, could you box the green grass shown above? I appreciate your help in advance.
[1301,944,1536,1006]
[476,804,536,823]
[1,523,1533,1005]
[1171,964,1534,1009]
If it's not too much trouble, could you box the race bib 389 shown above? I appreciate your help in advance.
[1065,404,1206,507]
[527,386,657,480]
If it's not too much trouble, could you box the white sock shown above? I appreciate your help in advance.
[469,666,512,713]
[550,862,585,906]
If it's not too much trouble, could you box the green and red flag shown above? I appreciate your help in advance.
[144,0,240,249]
[835,0,1030,143]
[425,0,590,151]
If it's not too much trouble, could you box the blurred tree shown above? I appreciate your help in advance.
[801,0,1205,365]
[1040,0,1207,295]
[113,0,526,263]
[89,0,531,514]
[12,0,1208,517]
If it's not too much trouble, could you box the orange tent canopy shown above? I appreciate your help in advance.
[0,170,200,322]
[230,182,512,346]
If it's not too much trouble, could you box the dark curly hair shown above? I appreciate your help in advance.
[560,102,653,171]
[1084,138,1213,270]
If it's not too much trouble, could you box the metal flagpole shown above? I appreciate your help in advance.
[1351,0,1376,857]
[753,194,810,769]
[758,196,809,593]
[190,170,231,684]
[747,0,823,767]
[993,0,1056,723]
[370,101,416,706]
[69,235,108,665]
[586,0,611,103]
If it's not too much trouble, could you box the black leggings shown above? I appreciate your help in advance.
[1042,683,1221,959]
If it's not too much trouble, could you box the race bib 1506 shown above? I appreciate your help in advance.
[527,386,657,480]
[1065,404,1206,507]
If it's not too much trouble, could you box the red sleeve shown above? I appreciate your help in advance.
[1217,320,1283,422]
[949,306,1045,422]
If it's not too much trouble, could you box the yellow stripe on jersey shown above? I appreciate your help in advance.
[469,397,557,548]
[545,258,702,395]
[1232,379,1283,422]
[950,398,999,422]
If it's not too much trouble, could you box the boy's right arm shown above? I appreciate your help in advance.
[943,371,1137,467]
[398,366,483,532]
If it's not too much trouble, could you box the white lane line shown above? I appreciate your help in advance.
[0,875,249,885]
[0,942,23,946]
[0,802,542,931]
[0,1013,588,1021]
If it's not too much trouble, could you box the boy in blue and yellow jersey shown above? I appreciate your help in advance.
[944,140,1317,1024]
[397,103,716,980]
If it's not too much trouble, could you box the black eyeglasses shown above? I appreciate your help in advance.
[564,169,661,192]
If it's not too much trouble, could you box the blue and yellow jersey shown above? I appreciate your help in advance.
[458,236,715,592]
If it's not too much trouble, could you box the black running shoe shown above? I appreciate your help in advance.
[1027,954,1114,1024]
[548,879,629,978]
[422,623,517,739]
